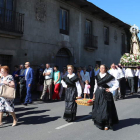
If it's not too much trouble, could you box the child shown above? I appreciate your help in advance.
[84,80,90,99]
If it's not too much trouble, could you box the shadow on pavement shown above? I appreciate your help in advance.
[113,118,140,131]
[16,110,50,118]
[15,107,38,112]
[124,94,140,100]
[18,115,61,125]
[76,115,92,122]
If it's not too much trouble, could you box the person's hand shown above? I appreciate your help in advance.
[15,74,18,77]
[54,81,56,85]
[19,82,20,84]
[28,84,31,87]
[106,88,110,92]
[3,80,8,85]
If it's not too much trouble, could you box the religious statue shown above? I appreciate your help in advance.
[130,24,140,55]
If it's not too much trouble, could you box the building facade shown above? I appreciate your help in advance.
[0,0,130,71]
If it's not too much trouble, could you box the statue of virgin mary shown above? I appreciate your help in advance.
[130,25,140,55]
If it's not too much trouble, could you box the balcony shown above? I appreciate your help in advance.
[84,34,98,51]
[0,7,24,37]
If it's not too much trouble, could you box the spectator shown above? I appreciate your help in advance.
[19,64,26,103]
[81,67,90,83]
[94,64,100,76]
[40,63,53,101]
[52,65,61,100]
[16,62,34,106]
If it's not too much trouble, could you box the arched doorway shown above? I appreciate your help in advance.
[56,48,71,72]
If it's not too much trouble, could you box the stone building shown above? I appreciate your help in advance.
[0,0,130,71]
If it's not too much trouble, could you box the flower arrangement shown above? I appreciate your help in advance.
[120,53,140,66]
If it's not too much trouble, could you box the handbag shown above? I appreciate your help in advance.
[0,84,16,99]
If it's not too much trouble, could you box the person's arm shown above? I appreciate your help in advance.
[61,80,67,88]
[54,72,60,85]
[93,79,97,93]
[29,69,34,86]
[45,69,52,76]
[75,81,82,97]
[106,79,119,93]
[15,70,25,77]
[3,80,15,88]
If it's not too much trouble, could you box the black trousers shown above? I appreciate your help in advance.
[127,77,135,93]
[134,76,138,93]
[118,77,126,97]
[19,84,26,102]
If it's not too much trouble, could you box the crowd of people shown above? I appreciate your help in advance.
[0,62,140,130]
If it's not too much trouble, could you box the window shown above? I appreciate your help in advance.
[104,26,109,45]
[0,0,14,10]
[60,8,69,35]
[121,33,125,55]
[85,20,92,34]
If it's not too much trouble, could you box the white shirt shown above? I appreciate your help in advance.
[110,69,119,79]
[117,68,125,79]
[43,68,53,79]
[94,73,119,94]
[125,68,135,78]
[25,68,30,80]
[135,69,140,78]
[94,68,100,76]
[61,73,82,97]
[81,71,90,83]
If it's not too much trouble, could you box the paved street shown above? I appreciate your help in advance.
[0,92,140,140]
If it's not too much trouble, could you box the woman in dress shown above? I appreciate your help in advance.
[0,66,18,126]
[92,65,119,130]
[52,65,61,100]
[61,65,82,122]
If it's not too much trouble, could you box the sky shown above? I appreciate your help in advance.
[88,0,140,38]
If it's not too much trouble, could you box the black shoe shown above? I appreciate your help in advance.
[23,103,27,106]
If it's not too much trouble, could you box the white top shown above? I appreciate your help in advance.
[94,73,119,94]
[25,68,30,80]
[125,68,135,78]
[94,68,100,76]
[61,73,82,97]
[117,68,125,79]
[81,71,90,83]
[135,69,140,78]
[43,68,53,79]
[110,68,119,79]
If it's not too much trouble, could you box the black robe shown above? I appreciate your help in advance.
[92,73,119,130]
[63,75,79,122]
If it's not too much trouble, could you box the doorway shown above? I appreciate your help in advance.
[56,48,71,72]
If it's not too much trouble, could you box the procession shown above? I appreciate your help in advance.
[0,0,140,140]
